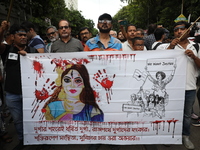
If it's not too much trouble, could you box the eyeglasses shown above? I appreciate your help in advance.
[174,26,186,32]
[47,31,56,36]
[59,26,69,30]
[80,32,89,36]
[98,20,111,24]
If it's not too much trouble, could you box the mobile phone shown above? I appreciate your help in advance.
[119,20,128,25]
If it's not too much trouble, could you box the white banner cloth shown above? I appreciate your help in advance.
[20,50,187,145]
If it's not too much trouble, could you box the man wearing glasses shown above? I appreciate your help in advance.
[51,19,83,53]
[46,26,59,53]
[84,13,122,51]
[78,27,92,47]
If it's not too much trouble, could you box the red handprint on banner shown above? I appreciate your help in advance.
[93,69,115,104]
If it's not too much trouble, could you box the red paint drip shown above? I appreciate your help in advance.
[167,119,173,132]
[35,88,50,101]
[33,60,44,77]
[46,78,50,83]
[93,90,100,99]
[88,55,95,61]
[51,85,57,90]
[50,81,55,86]
[98,70,102,74]
[152,120,163,135]
[167,118,178,138]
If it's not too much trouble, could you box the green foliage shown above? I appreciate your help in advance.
[7,0,96,36]
[114,0,200,36]
[4,0,200,38]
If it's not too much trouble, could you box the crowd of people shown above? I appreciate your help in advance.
[0,12,200,150]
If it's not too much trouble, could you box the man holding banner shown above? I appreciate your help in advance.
[165,21,200,150]
[84,13,121,150]
[0,20,38,150]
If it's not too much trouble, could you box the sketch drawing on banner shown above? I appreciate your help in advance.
[123,58,176,119]
[32,58,104,122]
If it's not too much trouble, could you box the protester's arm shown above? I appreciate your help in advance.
[185,49,200,68]
[167,38,180,49]
[119,25,127,40]
[118,20,127,40]
[36,48,45,53]
[0,21,9,53]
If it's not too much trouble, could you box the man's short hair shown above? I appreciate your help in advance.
[136,28,144,35]
[110,30,117,35]
[78,27,91,40]
[9,24,27,34]
[78,27,90,34]
[154,28,165,41]
[126,24,136,33]
[147,24,157,35]
[173,21,190,29]
[132,37,144,45]
[21,21,36,31]
[46,26,57,33]
[58,19,71,28]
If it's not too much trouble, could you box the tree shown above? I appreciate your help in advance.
[114,0,200,35]
[1,0,96,36]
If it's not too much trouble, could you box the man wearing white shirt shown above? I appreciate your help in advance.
[122,24,136,51]
[164,21,200,150]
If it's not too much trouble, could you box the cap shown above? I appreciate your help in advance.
[98,13,112,21]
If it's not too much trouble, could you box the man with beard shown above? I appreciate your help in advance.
[84,13,122,51]
[51,19,83,52]
[85,13,121,150]
[46,26,59,52]
[0,21,37,150]
[78,27,92,47]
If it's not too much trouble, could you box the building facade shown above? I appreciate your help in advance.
[65,0,78,10]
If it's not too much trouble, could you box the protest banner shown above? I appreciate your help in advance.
[21,50,187,145]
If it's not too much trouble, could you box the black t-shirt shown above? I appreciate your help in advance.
[1,45,36,94]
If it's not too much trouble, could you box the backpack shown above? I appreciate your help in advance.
[194,42,200,85]
[152,42,163,50]
[193,42,199,52]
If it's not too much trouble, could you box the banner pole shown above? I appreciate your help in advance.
[6,0,14,22]
[179,16,200,40]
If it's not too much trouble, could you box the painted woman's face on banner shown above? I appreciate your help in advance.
[62,69,84,97]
